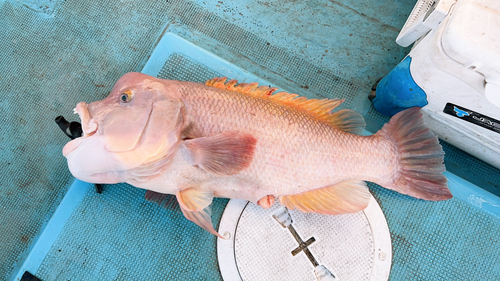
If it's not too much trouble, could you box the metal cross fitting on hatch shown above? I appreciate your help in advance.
[273,207,337,281]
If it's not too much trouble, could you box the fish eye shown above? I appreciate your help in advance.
[120,91,133,103]
[120,94,128,102]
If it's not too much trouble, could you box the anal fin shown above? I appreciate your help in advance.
[176,188,225,239]
[279,180,371,215]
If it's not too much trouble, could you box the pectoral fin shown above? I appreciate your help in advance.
[176,188,224,239]
[180,131,257,175]
[279,180,371,215]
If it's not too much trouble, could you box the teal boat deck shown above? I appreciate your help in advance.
[1,0,499,280]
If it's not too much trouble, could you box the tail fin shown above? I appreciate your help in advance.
[376,107,452,201]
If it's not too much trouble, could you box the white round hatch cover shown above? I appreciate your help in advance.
[217,196,392,281]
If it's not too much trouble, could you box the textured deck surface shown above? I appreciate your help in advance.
[1,0,499,280]
[36,183,228,281]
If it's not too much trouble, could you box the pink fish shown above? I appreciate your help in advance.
[63,72,452,238]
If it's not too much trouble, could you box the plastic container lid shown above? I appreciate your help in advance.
[441,0,500,107]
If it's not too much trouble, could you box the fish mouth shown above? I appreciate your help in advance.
[62,102,98,157]
[74,102,98,138]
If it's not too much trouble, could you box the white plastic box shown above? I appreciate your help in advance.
[375,0,500,169]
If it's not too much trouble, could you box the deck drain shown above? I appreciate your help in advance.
[217,196,392,281]
[273,207,335,280]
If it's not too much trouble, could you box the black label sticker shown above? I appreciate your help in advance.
[443,103,500,134]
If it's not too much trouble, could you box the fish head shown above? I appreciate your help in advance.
[63,72,184,183]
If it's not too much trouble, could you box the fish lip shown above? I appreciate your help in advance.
[63,137,84,157]
[74,102,98,138]
[64,102,98,156]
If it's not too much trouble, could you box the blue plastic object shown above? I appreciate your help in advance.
[373,56,428,116]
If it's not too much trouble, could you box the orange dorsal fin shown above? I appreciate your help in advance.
[205,77,365,134]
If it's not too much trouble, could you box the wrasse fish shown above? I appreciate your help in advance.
[63,72,452,238]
